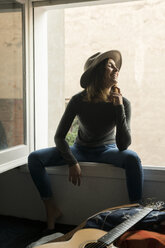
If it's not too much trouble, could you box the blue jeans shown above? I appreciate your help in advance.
[28,143,143,202]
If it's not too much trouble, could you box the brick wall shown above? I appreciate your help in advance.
[0,99,24,149]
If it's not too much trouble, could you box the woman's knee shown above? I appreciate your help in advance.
[28,151,42,170]
[123,150,142,169]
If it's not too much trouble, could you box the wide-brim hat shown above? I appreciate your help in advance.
[80,50,122,88]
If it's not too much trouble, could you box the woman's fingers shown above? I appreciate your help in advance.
[69,174,81,186]
[111,92,123,105]
[69,163,81,186]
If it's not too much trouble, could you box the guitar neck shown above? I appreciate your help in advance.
[98,207,153,245]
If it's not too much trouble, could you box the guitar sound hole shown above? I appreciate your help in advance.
[84,242,107,248]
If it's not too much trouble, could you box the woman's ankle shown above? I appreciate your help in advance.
[42,198,62,229]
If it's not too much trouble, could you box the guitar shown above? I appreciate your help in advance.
[36,202,164,248]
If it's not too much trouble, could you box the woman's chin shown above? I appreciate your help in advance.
[111,79,118,85]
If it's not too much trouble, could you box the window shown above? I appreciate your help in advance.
[34,0,165,167]
[0,1,33,172]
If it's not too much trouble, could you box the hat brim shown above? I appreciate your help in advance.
[80,50,122,88]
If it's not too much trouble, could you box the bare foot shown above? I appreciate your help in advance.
[54,207,63,221]
[47,206,62,230]
[43,199,62,230]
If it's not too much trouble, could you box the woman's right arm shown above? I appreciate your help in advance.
[55,96,82,185]
[54,96,78,166]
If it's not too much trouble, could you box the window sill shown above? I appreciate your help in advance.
[0,144,29,173]
[19,162,165,182]
[143,165,165,182]
[0,157,27,173]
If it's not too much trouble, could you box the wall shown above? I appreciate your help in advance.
[0,164,164,225]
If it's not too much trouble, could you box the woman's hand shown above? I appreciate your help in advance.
[109,87,123,105]
[69,163,82,186]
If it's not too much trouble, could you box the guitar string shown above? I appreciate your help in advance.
[84,240,108,248]
[89,239,108,248]
[83,242,101,248]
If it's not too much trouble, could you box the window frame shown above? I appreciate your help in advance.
[0,0,35,173]
[32,0,144,8]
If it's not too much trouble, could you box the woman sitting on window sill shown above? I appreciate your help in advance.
[28,50,144,232]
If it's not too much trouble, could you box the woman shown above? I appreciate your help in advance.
[28,50,143,231]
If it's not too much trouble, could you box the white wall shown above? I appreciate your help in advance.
[0,164,164,225]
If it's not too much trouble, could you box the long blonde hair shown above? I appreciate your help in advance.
[84,58,111,103]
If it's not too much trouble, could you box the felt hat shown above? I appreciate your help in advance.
[80,50,122,88]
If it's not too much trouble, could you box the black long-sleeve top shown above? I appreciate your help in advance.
[54,90,131,166]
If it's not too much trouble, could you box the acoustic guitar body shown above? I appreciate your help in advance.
[36,228,107,248]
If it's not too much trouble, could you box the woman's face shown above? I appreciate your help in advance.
[104,58,119,86]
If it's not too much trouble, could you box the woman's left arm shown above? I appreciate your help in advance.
[115,98,131,151]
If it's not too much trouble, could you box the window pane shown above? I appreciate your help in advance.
[47,0,165,166]
[0,2,26,151]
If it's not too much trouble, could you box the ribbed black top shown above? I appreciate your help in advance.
[54,91,131,166]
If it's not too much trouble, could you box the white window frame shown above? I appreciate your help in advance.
[0,0,34,173]
[34,6,48,150]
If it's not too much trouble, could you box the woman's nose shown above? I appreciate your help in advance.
[114,66,119,72]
